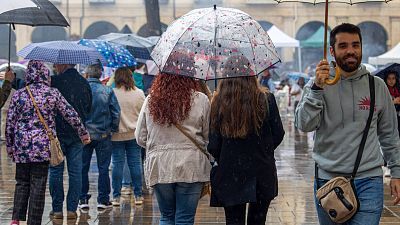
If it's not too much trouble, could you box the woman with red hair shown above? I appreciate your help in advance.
[135,68,211,224]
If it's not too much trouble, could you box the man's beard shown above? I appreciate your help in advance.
[334,53,362,73]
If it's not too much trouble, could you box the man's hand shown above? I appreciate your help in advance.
[390,178,400,205]
[5,68,15,82]
[314,60,330,89]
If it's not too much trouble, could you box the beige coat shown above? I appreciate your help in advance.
[135,91,211,187]
[112,87,145,141]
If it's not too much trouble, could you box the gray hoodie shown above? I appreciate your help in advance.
[295,65,400,179]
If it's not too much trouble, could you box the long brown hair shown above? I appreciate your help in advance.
[210,76,268,138]
[115,67,136,90]
[149,73,197,125]
[196,80,212,101]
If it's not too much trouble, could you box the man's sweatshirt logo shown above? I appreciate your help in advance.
[358,97,375,111]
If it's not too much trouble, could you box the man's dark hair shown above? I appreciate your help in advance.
[330,23,362,48]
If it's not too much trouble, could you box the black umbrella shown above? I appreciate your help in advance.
[372,63,400,80]
[0,0,69,68]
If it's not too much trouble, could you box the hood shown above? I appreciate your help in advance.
[25,60,50,86]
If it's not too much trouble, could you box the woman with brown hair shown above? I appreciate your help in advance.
[135,68,211,224]
[111,67,145,206]
[208,56,285,225]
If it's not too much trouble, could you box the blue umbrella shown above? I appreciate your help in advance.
[78,39,136,68]
[286,72,310,83]
[17,41,106,65]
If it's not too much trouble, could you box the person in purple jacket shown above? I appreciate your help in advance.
[5,60,91,225]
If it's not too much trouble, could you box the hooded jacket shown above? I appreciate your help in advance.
[6,60,89,163]
[295,65,400,179]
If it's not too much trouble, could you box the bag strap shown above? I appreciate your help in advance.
[351,75,375,179]
[315,75,375,182]
[174,123,210,159]
[26,86,55,140]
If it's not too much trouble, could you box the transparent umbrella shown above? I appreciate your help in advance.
[151,5,281,81]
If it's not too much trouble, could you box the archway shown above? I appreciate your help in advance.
[358,21,387,63]
[84,21,118,39]
[0,25,16,62]
[258,21,273,31]
[296,21,329,72]
[137,22,168,37]
[31,26,67,43]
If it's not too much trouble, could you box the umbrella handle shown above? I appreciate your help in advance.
[324,63,341,85]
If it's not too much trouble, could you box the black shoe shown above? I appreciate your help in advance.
[78,199,89,210]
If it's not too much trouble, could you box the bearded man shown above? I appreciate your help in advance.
[295,23,400,225]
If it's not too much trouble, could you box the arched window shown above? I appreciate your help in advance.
[31,26,67,43]
[258,21,273,31]
[137,22,168,37]
[358,21,387,63]
[84,21,118,39]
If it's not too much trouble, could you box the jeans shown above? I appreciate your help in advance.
[49,139,83,212]
[122,160,131,187]
[111,139,143,198]
[314,177,383,225]
[153,182,203,225]
[81,136,112,204]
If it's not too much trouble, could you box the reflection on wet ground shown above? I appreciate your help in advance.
[0,119,399,224]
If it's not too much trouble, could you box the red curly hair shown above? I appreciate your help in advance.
[149,73,197,125]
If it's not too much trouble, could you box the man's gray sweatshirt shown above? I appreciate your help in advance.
[295,65,400,179]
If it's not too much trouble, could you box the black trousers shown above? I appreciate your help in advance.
[12,162,49,225]
[224,200,271,225]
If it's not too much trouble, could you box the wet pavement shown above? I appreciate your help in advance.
[0,118,400,224]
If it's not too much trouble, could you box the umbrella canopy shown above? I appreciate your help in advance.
[151,6,281,80]
[372,63,400,80]
[274,0,393,85]
[98,33,155,48]
[0,63,27,80]
[286,72,310,83]
[17,41,106,65]
[98,33,156,60]
[0,0,38,15]
[79,39,137,68]
[0,0,69,26]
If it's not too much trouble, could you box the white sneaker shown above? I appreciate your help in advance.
[135,196,144,205]
[121,187,132,195]
[112,197,120,207]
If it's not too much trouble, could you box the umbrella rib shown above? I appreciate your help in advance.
[223,13,257,72]
[165,9,216,71]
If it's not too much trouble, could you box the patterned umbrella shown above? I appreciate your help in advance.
[0,0,37,15]
[151,6,281,80]
[79,39,137,68]
[17,41,106,65]
[98,33,156,60]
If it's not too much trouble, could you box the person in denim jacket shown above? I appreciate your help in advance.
[79,64,121,210]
